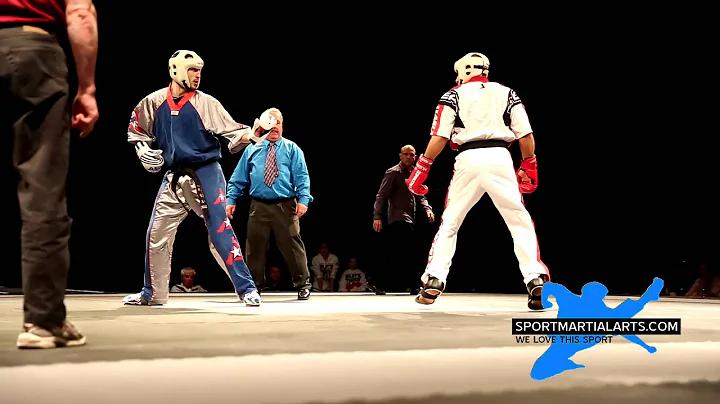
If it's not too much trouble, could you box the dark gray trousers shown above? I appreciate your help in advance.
[0,26,72,328]
[246,197,310,289]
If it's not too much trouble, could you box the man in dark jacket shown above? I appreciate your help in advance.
[373,145,435,293]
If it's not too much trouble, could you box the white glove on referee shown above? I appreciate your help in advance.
[135,141,164,173]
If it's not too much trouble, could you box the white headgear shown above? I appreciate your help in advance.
[168,50,204,90]
[454,52,490,85]
[258,110,278,131]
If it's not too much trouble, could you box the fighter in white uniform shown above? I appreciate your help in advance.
[406,52,550,310]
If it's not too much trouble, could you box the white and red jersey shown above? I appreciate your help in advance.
[430,76,533,146]
[338,269,368,292]
[311,253,339,291]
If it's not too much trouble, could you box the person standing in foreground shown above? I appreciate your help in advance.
[226,108,314,300]
[407,52,550,310]
[0,0,99,348]
[123,50,270,307]
[373,144,435,294]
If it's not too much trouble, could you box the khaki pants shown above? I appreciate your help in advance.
[245,197,310,289]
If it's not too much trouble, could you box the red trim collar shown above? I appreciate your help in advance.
[166,83,195,111]
[466,76,488,84]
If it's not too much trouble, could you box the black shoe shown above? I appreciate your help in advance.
[415,277,445,305]
[366,283,386,295]
[527,275,547,310]
[298,287,311,300]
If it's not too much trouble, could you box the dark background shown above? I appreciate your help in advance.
[2,6,714,295]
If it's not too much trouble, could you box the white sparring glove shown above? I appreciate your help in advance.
[247,110,277,145]
[135,141,164,173]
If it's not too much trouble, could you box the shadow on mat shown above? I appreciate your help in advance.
[304,381,720,404]
[205,299,302,304]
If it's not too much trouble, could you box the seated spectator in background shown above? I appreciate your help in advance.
[338,258,368,292]
[170,267,208,293]
[685,263,720,298]
[263,265,293,292]
[311,243,339,292]
[661,262,688,297]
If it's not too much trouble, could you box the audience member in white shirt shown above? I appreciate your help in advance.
[339,258,368,292]
[310,243,339,292]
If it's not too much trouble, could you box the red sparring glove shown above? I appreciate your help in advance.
[407,155,434,195]
[517,155,538,194]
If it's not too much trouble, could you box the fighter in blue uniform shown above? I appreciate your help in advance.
[122,50,270,306]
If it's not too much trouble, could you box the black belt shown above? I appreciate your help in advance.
[458,140,510,153]
[251,196,294,205]
[170,162,213,214]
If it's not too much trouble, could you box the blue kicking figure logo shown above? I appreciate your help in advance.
[530,277,664,381]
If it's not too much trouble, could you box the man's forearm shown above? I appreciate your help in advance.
[226,159,250,204]
[418,195,432,211]
[238,132,253,144]
[424,136,449,160]
[226,183,242,205]
[518,133,535,159]
[373,197,386,219]
[294,174,311,205]
[226,176,244,204]
[374,175,391,219]
[66,1,98,92]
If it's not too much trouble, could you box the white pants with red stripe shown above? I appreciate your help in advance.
[422,147,549,287]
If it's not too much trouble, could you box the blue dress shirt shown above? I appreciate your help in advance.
[227,137,313,206]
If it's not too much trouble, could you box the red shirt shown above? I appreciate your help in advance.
[0,0,65,26]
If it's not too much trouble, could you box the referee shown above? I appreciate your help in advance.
[226,108,313,300]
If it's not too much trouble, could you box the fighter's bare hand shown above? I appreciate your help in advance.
[373,219,382,232]
[226,204,236,219]
[427,211,435,223]
[72,91,99,138]
[296,203,308,218]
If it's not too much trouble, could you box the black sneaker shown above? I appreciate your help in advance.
[298,287,311,300]
[17,321,86,349]
[415,276,445,305]
[366,283,386,295]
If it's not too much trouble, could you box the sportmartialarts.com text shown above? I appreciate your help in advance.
[510,318,681,335]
